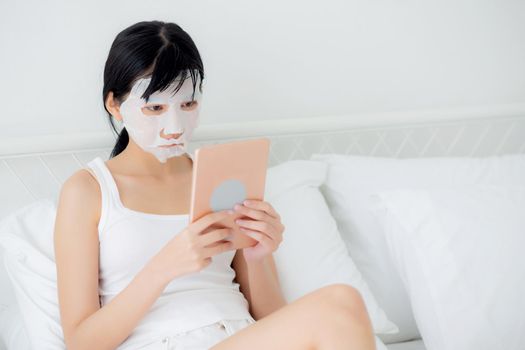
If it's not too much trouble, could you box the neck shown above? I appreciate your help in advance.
[117,139,192,177]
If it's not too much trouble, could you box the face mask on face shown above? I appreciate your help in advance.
[119,72,203,163]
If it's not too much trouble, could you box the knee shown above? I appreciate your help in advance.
[319,284,369,319]
[306,284,373,341]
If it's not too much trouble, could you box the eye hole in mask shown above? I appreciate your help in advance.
[141,100,199,116]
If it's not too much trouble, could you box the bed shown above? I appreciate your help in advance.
[1,104,524,350]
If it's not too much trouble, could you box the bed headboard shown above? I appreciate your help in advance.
[1,104,525,220]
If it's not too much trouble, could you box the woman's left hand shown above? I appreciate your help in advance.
[232,199,284,262]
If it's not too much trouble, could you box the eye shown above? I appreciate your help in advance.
[141,104,165,115]
[145,105,163,112]
[181,100,198,110]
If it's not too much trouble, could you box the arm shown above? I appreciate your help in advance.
[231,249,287,320]
[54,170,170,350]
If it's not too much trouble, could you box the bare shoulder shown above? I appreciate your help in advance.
[61,168,99,196]
[56,168,101,230]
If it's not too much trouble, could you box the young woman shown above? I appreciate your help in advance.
[53,20,376,350]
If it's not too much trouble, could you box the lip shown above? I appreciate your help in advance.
[159,143,183,148]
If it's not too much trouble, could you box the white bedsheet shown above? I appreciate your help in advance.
[387,339,426,350]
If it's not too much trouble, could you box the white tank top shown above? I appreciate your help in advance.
[85,154,253,349]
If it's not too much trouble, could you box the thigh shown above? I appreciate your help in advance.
[209,285,348,350]
[140,320,235,350]
[170,319,247,350]
[138,319,248,350]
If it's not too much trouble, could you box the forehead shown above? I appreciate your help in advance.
[128,75,199,102]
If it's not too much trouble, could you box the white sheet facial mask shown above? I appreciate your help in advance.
[119,73,202,163]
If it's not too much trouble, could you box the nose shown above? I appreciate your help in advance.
[160,129,183,140]
[161,107,183,139]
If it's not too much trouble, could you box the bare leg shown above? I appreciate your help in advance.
[210,283,376,350]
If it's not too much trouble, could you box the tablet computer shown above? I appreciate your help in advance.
[189,137,271,249]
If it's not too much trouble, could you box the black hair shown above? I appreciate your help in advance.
[102,20,204,158]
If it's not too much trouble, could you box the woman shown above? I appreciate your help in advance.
[53,20,376,350]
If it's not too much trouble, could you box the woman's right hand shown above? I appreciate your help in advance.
[148,210,236,284]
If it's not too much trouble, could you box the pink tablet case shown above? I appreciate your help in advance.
[189,137,271,249]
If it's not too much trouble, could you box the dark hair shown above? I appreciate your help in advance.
[102,20,205,158]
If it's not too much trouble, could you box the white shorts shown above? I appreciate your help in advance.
[139,317,256,350]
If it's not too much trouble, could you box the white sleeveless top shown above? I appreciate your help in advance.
[85,154,253,349]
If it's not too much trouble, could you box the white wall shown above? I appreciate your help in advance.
[1,0,524,139]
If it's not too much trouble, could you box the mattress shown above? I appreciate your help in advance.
[387,339,426,350]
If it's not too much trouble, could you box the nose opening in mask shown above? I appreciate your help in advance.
[160,128,184,140]
[160,114,184,136]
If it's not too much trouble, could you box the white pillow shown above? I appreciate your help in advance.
[265,160,398,335]
[371,185,525,350]
[0,199,65,349]
[309,153,525,343]
[0,304,31,350]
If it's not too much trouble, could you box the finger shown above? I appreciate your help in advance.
[204,240,236,257]
[199,228,232,246]
[190,210,231,236]
[243,200,280,220]
[239,229,273,248]
[200,222,228,235]
[205,239,232,249]
[234,203,280,227]
[239,227,273,242]
[235,219,276,237]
